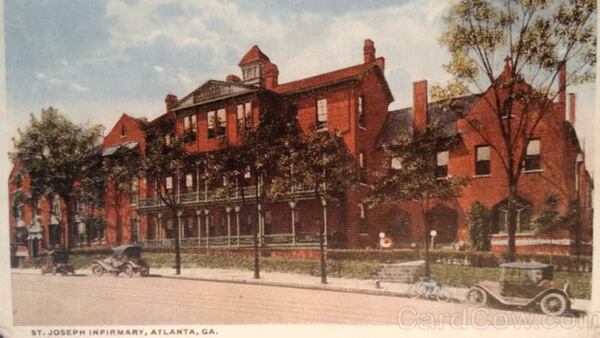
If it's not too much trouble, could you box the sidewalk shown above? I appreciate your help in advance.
[12,267,590,312]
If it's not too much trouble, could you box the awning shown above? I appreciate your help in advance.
[102,141,139,156]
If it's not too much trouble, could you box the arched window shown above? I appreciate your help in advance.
[491,197,532,233]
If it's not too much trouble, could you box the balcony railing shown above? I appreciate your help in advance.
[137,185,316,211]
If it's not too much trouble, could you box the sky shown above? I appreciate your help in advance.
[4,0,596,170]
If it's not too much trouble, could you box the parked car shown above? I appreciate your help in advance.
[91,245,149,277]
[466,262,571,316]
[40,250,75,276]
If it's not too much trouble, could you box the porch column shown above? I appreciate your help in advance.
[196,209,202,247]
[289,200,296,246]
[204,209,210,248]
[321,198,328,246]
[225,206,232,247]
[234,205,241,248]
[196,163,201,202]
[204,167,209,201]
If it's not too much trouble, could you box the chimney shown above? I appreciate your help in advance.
[165,94,178,112]
[264,63,279,90]
[363,39,376,63]
[568,93,576,125]
[413,80,428,132]
[558,62,566,115]
[226,74,241,83]
[375,57,385,72]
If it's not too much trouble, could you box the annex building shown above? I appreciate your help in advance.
[9,39,593,263]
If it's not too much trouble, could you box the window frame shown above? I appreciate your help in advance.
[475,145,491,176]
[357,95,366,128]
[316,98,328,131]
[435,150,449,178]
[523,139,541,172]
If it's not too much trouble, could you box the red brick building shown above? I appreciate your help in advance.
[8,39,593,261]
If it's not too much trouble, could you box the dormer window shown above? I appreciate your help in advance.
[316,98,328,131]
[242,64,263,84]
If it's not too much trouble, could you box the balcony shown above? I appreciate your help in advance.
[137,184,317,211]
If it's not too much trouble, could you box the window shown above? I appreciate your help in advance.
[359,204,366,219]
[121,124,126,137]
[166,176,173,191]
[524,139,541,171]
[357,96,365,127]
[494,202,532,233]
[264,210,272,235]
[390,157,402,170]
[475,145,491,176]
[359,152,365,169]
[183,115,197,143]
[207,109,225,138]
[207,111,216,138]
[185,173,194,189]
[130,178,139,203]
[165,134,172,146]
[217,109,227,136]
[237,102,253,133]
[244,166,251,179]
[435,151,449,177]
[316,98,328,130]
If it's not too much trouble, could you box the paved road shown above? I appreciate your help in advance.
[12,273,579,326]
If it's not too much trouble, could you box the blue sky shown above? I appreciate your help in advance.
[4,0,596,168]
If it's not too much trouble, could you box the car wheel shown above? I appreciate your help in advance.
[123,264,134,278]
[466,287,488,306]
[140,268,149,277]
[539,293,568,316]
[91,264,104,277]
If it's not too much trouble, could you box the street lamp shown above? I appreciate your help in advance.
[430,230,437,249]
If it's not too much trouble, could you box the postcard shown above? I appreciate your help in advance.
[0,1,597,337]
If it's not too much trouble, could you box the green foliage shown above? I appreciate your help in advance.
[466,201,492,251]
[532,192,573,235]
[366,121,467,208]
[10,107,104,199]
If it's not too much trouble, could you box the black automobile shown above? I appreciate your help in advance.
[40,250,75,276]
[91,245,149,277]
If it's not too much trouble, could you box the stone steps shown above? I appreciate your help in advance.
[375,260,424,283]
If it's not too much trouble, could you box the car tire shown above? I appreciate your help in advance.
[91,264,104,277]
[466,287,488,306]
[140,268,149,277]
[539,293,568,316]
[123,264,134,278]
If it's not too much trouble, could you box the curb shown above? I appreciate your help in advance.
[159,274,412,299]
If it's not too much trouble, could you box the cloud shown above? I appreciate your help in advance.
[34,72,46,80]
[70,83,89,92]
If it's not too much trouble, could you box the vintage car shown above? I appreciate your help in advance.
[91,245,150,277]
[40,250,76,276]
[466,262,571,316]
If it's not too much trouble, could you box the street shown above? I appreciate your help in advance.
[12,272,578,326]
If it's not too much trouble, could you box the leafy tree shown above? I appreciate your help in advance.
[532,192,575,263]
[102,144,143,244]
[365,121,467,277]
[466,201,492,251]
[438,0,596,258]
[140,117,194,275]
[10,107,103,250]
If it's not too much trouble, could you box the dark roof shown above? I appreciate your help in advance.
[273,60,388,96]
[377,94,481,147]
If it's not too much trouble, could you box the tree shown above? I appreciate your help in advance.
[274,129,360,283]
[466,201,492,251]
[532,192,575,263]
[439,0,596,258]
[141,117,194,275]
[102,144,143,244]
[212,103,300,279]
[10,107,103,250]
[365,121,466,277]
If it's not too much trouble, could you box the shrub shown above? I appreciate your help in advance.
[466,201,492,251]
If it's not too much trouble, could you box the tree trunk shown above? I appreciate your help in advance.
[507,184,517,261]
[63,195,74,251]
[174,210,182,275]
[421,203,430,278]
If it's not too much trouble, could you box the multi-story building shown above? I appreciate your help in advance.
[8,39,593,263]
